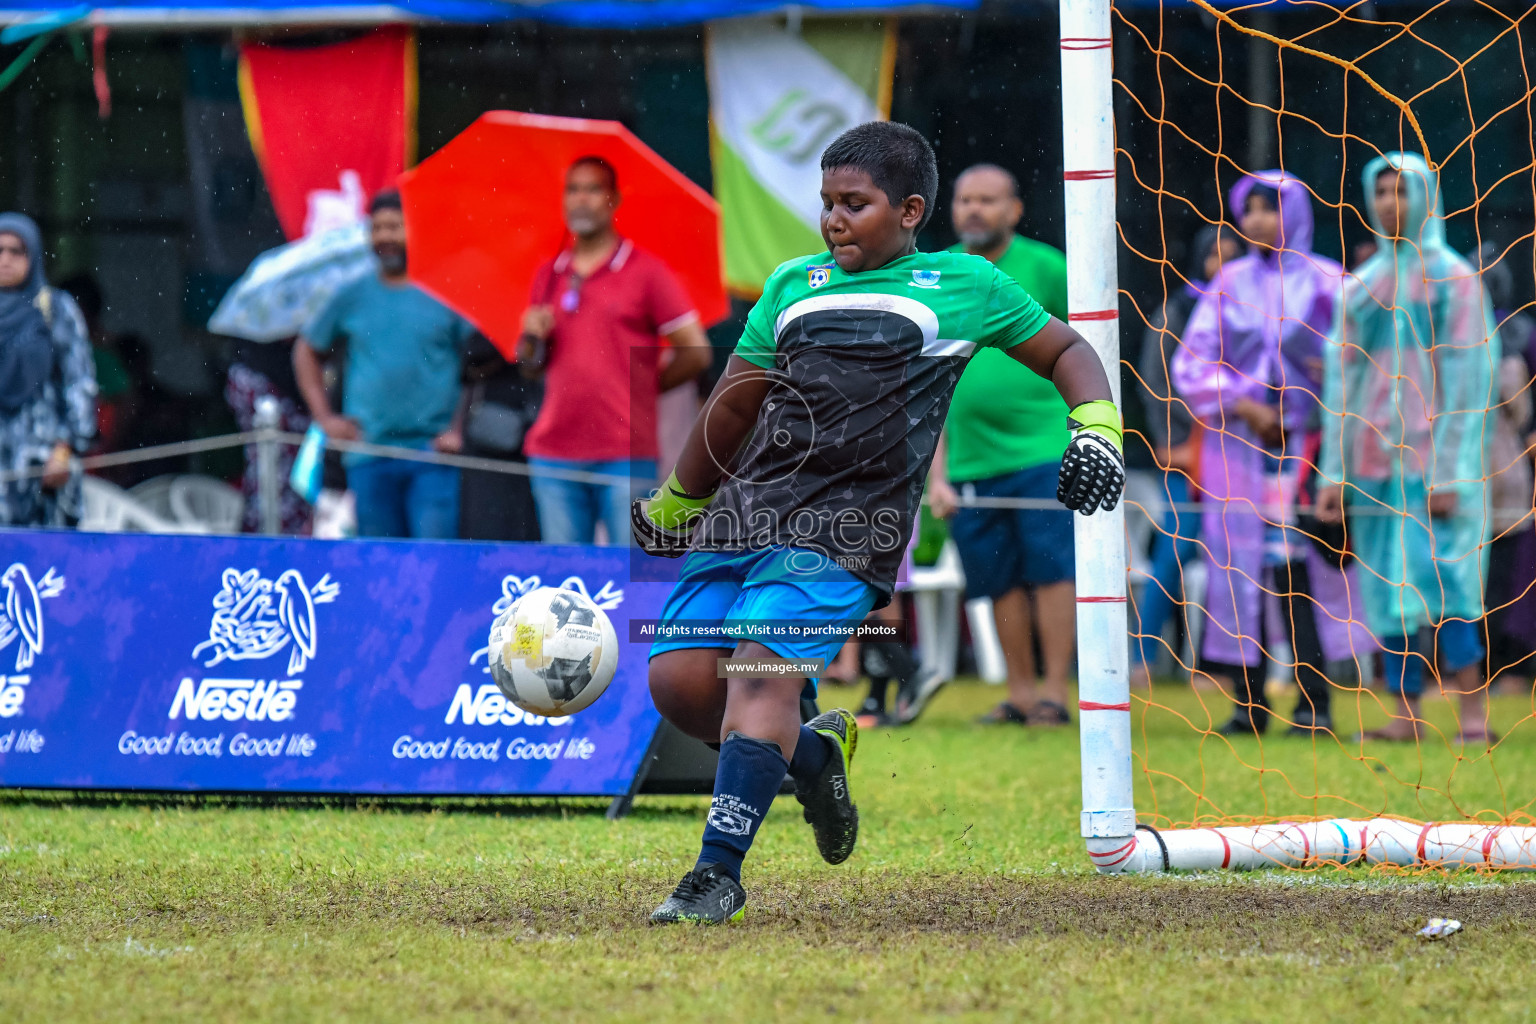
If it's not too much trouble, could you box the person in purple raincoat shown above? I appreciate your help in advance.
[1172,172,1370,736]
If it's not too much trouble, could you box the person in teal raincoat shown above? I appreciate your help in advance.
[1317,152,1499,744]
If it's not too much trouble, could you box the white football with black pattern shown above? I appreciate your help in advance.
[487,586,618,717]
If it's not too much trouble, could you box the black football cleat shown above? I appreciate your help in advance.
[648,864,747,925]
[796,709,860,865]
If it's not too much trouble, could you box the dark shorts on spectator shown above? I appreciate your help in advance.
[949,460,1074,600]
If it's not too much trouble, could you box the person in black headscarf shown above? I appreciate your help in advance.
[0,213,98,526]
[1129,222,1242,687]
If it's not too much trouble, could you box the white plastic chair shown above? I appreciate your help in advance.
[905,539,966,682]
[906,540,1036,686]
[1180,558,1207,671]
[128,475,178,520]
[170,475,246,534]
[312,488,356,539]
[80,476,190,534]
[1122,468,1163,582]
[965,597,1008,684]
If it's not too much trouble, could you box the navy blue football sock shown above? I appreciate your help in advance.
[697,731,788,882]
[787,725,830,784]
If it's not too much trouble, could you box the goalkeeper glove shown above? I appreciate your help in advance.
[631,471,715,558]
[1058,400,1124,515]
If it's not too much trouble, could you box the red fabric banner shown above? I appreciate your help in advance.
[239,27,417,240]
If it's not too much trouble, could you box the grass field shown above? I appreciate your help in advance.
[4,679,1536,1022]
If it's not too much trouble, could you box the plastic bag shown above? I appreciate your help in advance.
[289,424,326,505]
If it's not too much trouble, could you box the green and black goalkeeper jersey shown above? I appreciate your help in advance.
[692,249,1052,598]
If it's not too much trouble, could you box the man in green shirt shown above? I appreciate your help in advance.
[927,163,1076,727]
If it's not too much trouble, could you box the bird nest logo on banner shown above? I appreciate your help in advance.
[173,568,341,729]
[0,564,65,719]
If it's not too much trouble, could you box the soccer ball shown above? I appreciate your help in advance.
[487,586,619,717]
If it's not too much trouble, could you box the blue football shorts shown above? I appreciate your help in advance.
[648,545,880,698]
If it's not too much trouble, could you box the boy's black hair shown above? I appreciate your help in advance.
[369,189,403,215]
[820,121,939,231]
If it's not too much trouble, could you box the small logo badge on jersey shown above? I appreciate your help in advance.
[808,265,832,289]
[910,269,942,289]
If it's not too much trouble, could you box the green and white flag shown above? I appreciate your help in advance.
[706,18,895,295]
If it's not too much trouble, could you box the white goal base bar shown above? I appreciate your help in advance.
[1088,820,1536,873]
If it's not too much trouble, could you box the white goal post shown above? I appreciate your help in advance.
[1057,0,1536,873]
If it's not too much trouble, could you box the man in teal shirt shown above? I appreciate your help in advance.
[294,191,477,539]
[926,164,1075,726]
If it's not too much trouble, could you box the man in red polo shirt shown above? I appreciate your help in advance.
[518,157,712,545]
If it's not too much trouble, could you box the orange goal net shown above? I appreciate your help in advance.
[1108,0,1536,869]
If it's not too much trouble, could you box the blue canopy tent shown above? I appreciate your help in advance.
[0,0,977,28]
[0,0,1438,31]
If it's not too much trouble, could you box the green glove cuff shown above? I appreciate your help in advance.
[1067,400,1123,452]
[647,471,716,529]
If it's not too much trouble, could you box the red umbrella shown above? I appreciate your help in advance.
[399,111,727,357]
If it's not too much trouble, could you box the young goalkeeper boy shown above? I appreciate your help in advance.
[633,121,1123,924]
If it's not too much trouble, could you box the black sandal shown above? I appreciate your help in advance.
[977,702,1029,724]
[1027,700,1072,727]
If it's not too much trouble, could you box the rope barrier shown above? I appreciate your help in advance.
[0,429,648,488]
[303,433,648,487]
[5,429,1531,523]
